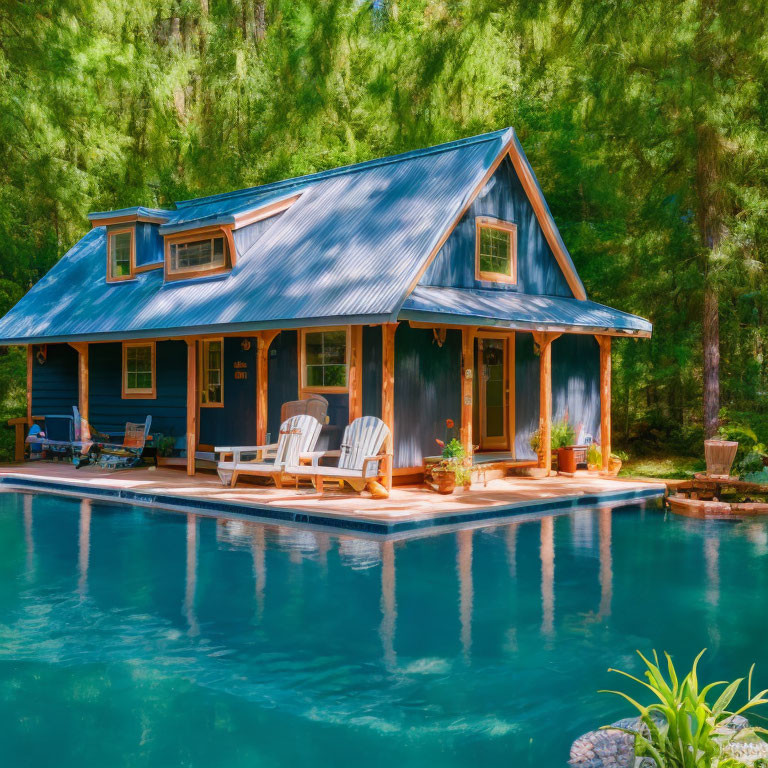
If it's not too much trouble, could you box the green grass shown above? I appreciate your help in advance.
[619,455,705,480]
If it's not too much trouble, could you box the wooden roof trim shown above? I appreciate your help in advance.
[506,144,587,301]
[232,194,301,230]
[90,213,169,227]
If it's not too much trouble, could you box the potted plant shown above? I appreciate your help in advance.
[604,450,627,476]
[552,419,577,472]
[529,428,543,465]
[430,438,471,494]
[587,443,601,471]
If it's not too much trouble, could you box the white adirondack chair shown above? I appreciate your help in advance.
[215,414,322,488]
[289,416,391,495]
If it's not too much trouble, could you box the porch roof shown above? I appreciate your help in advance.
[399,285,652,337]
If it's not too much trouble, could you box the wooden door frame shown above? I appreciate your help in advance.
[476,331,514,452]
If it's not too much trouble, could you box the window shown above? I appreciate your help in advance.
[200,339,223,406]
[122,342,156,398]
[475,217,517,284]
[166,230,232,279]
[108,229,134,281]
[302,328,348,391]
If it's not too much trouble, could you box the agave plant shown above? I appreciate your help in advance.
[601,650,768,767]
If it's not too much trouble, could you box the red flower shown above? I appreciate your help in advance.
[446,419,455,428]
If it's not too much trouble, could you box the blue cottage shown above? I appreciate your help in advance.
[0,128,651,483]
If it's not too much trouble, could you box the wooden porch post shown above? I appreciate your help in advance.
[256,330,280,446]
[597,335,612,471]
[69,342,89,423]
[348,324,363,423]
[460,327,476,457]
[381,323,398,490]
[532,332,561,475]
[186,339,197,476]
[26,345,33,426]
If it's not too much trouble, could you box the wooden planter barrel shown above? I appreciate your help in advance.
[704,440,738,478]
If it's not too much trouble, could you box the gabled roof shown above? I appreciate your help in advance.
[0,128,649,344]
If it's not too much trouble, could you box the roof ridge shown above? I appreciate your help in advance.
[173,128,511,209]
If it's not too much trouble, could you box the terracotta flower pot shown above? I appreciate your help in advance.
[606,456,622,476]
[431,468,456,495]
[704,439,738,478]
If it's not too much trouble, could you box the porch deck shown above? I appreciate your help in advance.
[0,462,665,537]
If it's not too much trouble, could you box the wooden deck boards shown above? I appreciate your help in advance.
[0,462,665,536]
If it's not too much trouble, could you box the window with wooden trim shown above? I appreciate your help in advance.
[166,230,232,279]
[475,218,517,284]
[200,339,223,407]
[108,229,134,281]
[122,342,156,398]
[302,328,349,392]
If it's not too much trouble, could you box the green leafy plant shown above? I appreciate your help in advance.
[612,449,629,462]
[739,451,765,479]
[530,428,541,454]
[587,444,602,467]
[601,650,768,768]
[551,419,576,450]
[156,434,176,458]
[441,438,465,460]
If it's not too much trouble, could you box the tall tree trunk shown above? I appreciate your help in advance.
[702,284,720,437]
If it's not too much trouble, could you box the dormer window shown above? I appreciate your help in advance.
[165,228,234,280]
[107,229,135,282]
[475,217,517,285]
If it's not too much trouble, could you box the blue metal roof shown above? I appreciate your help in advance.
[400,285,652,336]
[0,130,516,343]
[0,128,651,344]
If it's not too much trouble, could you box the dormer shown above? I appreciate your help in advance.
[88,207,170,283]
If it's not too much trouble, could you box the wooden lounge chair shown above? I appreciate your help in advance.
[289,416,391,495]
[215,413,322,488]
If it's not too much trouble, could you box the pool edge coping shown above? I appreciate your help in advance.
[0,474,666,538]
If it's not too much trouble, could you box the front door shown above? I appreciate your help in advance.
[478,336,508,450]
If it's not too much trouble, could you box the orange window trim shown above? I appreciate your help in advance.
[299,326,351,395]
[164,225,236,281]
[199,337,225,408]
[121,341,157,399]
[107,227,136,283]
[474,217,518,285]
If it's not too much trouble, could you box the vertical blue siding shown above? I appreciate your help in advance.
[420,157,573,297]
[515,333,540,459]
[394,324,461,468]
[552,334,601,444]
[318,392,349,451]
[199,337,257,447]
[88,341,186,437]
[134,222,164,267]
[267,331,298,442]
[362,325,382,418]
[515,331,601,459]
[31,343,78,416]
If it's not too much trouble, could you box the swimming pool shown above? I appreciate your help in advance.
[1,492,766,767]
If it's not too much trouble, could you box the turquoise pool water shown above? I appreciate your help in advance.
[1,492,767,766]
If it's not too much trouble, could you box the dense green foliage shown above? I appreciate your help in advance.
[2,0,768,457]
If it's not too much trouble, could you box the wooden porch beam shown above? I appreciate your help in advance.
[68,342,89,423]
[256,330,280,445]
[348,325,363,423]
[532,331,561,475]
[596,335,612,471]
[186,339,197,476]
[26,345,33,426]
[460,327,477,457]
[381,323,398,490]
